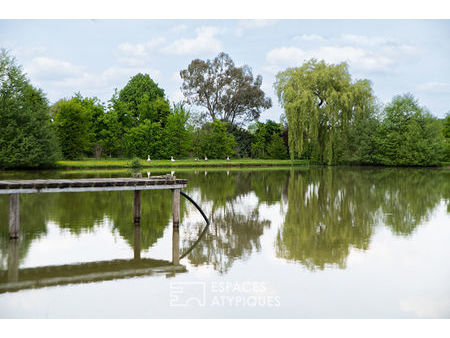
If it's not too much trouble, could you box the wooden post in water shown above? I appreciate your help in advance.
[133,225,141,260]
[133,190,141,224]
[9,194,20,239]
[8,239,19,283]
[172,226,180,266]
[172,188,180,265]
[172,188,180,227]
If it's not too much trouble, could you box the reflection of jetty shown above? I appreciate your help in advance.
[1,200,187,293]
[0,257,186,294]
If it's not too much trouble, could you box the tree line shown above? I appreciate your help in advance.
[1,49,449,169]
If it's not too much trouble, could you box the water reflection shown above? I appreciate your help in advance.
[0,167,448,278]
[0,223,185,293]
[0,190,177,267]
[180,170,273,273]
[276,168,449,270]
[182,204,270,273]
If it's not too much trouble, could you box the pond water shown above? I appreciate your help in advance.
[0,167,449,318]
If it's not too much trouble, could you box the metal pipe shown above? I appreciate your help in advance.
[180,191,210,226]
[179,190,210,260]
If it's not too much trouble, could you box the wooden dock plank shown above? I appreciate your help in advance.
[0,177,188,194]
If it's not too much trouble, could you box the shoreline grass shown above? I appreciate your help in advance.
[56,158,310,169]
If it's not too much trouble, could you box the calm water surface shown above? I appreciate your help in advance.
[0,167,449,318]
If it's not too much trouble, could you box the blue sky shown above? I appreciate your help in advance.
[1,20,449,121]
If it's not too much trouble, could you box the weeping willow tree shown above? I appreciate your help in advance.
[275,59,375,164]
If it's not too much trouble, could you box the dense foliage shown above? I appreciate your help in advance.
[373,94,444,166]
[443,112,450,162]
[124,103,192,159]
[275,59,375,164]
[192,120,236,159]
[1,52,447,168]
[226,124,254,158]
[275,59,446,166]
[0,50,59,168]
[251,120,288,159]
[52,98,92,159]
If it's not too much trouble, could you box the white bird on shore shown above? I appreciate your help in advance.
[204,156,208,161]
[147,155,151,162]
[171,156,175,162]
[226,156,230,160]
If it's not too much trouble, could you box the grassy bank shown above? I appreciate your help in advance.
[56,158,310,169]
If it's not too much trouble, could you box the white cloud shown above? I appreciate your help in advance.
[101,66,160,85]
[266,47,306,71]
[293,34,326,42]
[24,55,160,102]
[236,20,276,36]
[341,34,395,47]
[416,82,450,94]
[25,57,84,81]
[116,38,166,66]
[311,46,393,71]
[266,33,420,75]
[161,26,222,56]
[171,24,188,32]
[265,34,419,74]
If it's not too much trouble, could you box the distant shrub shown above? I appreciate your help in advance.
[128,157,143,170]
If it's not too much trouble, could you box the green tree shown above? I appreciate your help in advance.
[193,120,236,159]
[0,50,59,169]
[118,73,166,128]
[338,100,381,165]
[275,59,375,164]
[443,112,450,161]
[97,107,121,157]
[251,120,285,158]
[52,98,91,160]
[180,52,272,126]
[375,94,444,166]
[267,133,288,159]
[163,103,192,158]
[124,120,163,159]
[226,123,255,158]
[108,74,171,158]
[72,93,108,157]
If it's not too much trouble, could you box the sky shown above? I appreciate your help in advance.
[1,19,449,121]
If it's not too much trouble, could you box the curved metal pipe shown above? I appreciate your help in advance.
[180,191,210,226]
[179,190,210,260]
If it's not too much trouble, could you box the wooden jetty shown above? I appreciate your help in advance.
[0,176,187,194]
[0,175,187,265]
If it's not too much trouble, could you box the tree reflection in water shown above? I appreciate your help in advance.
[180,170,273,273]
[0,168,448,274]
[276,168,449,270]
[0,189,177,269]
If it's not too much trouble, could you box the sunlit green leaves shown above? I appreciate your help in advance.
[275,59,374,165]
